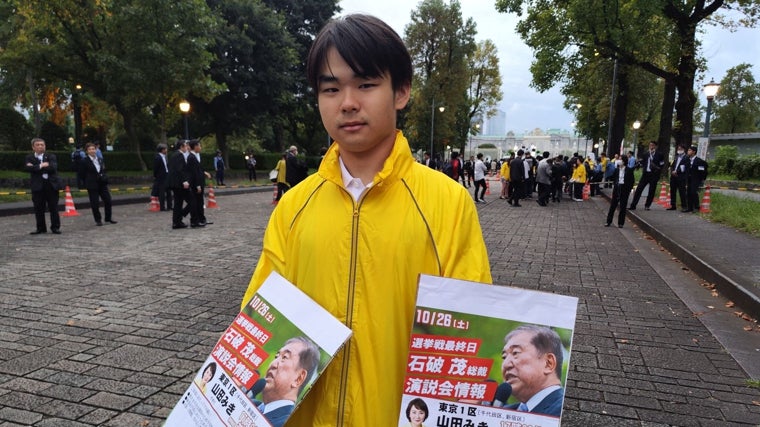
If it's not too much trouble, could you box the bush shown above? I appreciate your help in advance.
[713,145,738,174]
[734,154,760,181]
[0,108,34,150]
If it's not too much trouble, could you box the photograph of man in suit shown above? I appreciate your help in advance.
[629,141,665,210]
[501,325,565,417]
[24,138,61,234]
[258,337,320,427]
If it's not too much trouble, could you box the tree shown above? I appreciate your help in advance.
[0,108,34,150]
[404,0,476,157]
[464,40,503,153]
[710,63,760,134]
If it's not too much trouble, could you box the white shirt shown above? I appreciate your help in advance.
[618,167,626,185]
[473,159,487,180]
[260,399,294,415]
[340,156,371,202]
[160,153,168,172]
[523,385,562,412]
[89,156,100,173]
[36,154,48,179]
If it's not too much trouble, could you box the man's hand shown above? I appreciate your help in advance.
[183,181,190,189]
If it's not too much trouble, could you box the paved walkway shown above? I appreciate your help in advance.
[0,185,759,426]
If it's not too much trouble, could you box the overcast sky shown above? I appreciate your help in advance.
[339,0,760,134]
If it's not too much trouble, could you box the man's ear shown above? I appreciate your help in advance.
[543,353,557,375]
[292,368,308,389]
[394,84,411,110]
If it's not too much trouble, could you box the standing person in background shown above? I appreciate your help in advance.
[81,142,116,226]
[285,145,308,188]
[464,156,474,187]
[571,157,586,201]
[535,151,552,206]
[606,155,635,228]
[25,138,61,234]
[684,145,709,213]
[629,141,664,210]
[668,145,688,211]
[168,140,193,229]
[152,143,171,211]
[423,152,436,169]
[246,153,257,181]
[239,14,491,426]
[473,153,488,203]
[214,150,226,186]
[508,149,525,207]
[499,155,511,200]
[187,140,212,228]
[275,152,288,201]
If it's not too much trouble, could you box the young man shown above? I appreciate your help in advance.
[629,141,665,210]
[684,145,708,212]
[81,142,116,226]
[239,14,491,426]
[605,155,635,228]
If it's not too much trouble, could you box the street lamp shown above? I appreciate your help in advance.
[179,100,191,140]
[632,120,641,158]
[703,79,720,138]
[468,123,480,158]
[72,84,83,147]
[430,100,445,164]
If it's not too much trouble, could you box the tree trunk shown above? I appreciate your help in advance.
[117,106,147,171]
[671,21,698,150]
[608,66,629,157]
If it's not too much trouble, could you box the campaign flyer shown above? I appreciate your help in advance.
[165,272,352,427]
[397,275,578,427]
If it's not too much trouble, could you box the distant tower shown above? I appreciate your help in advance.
[483,110,506,136]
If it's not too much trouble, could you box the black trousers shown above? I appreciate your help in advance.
[508,180,524,204]
[669,176,687,209]
[473,179,487,200]
[87,183,112,223]
[172,187,194,225]
[630,172,659,208]
[32,180,60,231]
[607,185,632,226]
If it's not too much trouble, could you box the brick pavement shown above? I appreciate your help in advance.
[0,188,759,426]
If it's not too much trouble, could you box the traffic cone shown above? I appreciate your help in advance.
[662,196,671,209]
[582,182,590,200]
[485,180,491,195]
[700,185,712,213]
[61,186,80,217]
[206,185,218,208]
[148,196,160,212]
[657,182,668,205]
[271,183,278,205]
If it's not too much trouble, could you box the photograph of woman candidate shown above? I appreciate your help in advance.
[405,397,429,427]
[194,362,216,394]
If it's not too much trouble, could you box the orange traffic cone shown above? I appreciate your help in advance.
[148,196,160,212]
[485,180,491,195]
[657,182,668,205]
[582,182,590,200]
[662,196,671,209]
[206,185,218,208]
[699,185,711,213]
[61,186,80,217]
[271,183,278,205]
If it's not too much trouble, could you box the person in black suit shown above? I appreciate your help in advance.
[152,143,172,211]
[684,145,709,212]
[629,141,665,210]
[501,325,566,417]
[187,140,212,227]
[167,140,193,229]
[285,145,308,189]
[508,150,526,206]
[606,155,635,228]
[24,138,61,234]
[257,337,320,427]
[81,142,116,226]
[667,145,689,211]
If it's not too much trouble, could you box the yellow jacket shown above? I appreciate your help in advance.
[275,159,287,185]
[572,163,587,182]
[241,131,491,426]
[500,161,510,181]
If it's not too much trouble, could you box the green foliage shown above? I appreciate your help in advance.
[707,192,760,238]
[713,145,739,174]
[39,121,69,150]
[0,108,34,150]
[734,154,760,180]
[711,63,760,134]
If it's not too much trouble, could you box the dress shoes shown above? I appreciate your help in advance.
[51,229,61,234]
[172,223,188,229]
[681,209,693,213]
[605,223,611,227]
[96,222,103,226]
[644,206,651,211]
[666,207,677,211]
[618,224,624,228]
[628,206,636,210]
[200,221,213,226]
[106,220,118,224]
[190,223,205,228]
[30,230,46,235]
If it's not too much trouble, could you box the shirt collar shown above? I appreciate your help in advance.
[524,385,561,411]
[339,156,371,202]
[261,399,293,414]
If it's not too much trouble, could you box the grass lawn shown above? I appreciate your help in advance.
[705,192,760,237]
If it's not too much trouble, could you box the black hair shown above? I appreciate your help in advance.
[306,14,412,94]
[405,397,429,422]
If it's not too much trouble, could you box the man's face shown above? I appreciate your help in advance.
[194,144,202,153]
[688,148,696,157]
[86,145,97,157]
[501,331,554,402]
[316,47,410,158]
[649,143,657,152]
[262,341,307,403]
[32,140,45,154]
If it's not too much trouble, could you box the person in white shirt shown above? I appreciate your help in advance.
[472,153,488,203]
[81,142,116,226]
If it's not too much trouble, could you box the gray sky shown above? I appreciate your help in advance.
[339,0,760,134]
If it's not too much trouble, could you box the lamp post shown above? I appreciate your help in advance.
[179,100,191,140]
[73,84,83,146]
[703,79,720,138]
[429,100,445,164]
[632,120,641,158]
[468,123,480,158]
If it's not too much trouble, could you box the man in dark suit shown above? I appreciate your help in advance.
[24,138,61,234]
[285,145,308,189]
[187,140,212,227]
[501,325,566,417]
[684,145,709,212]
[629,141,665,210]
[668,145,689,211]
[81,142,116,226]
[257,337,320,427]
[606,155,636,228]
[508,149,526,207]
[152,143,172,211]
[167,140,193,229]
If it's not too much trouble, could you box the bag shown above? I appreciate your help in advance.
[269,169,278,182]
